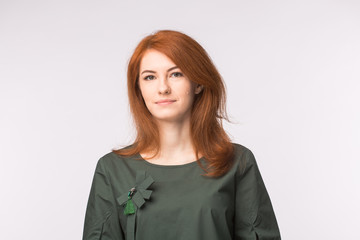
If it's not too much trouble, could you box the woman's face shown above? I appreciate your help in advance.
[138,49,202,123]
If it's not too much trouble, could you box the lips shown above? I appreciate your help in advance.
[156,99,176,104]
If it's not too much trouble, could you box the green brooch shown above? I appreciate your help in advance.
[117,170,154,214]
[117,170,155,240]
[123,187,136,215]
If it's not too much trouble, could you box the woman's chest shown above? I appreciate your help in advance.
[116,170,236,238]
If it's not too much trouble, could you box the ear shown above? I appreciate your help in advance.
[195,85,204,94]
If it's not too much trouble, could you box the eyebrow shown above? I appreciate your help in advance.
[141,66,179,75]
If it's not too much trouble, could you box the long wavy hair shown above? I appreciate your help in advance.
[112,30,235,178]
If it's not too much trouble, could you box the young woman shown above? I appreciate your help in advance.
[82,30,281,240]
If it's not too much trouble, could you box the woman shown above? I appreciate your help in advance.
[82,30,281,240]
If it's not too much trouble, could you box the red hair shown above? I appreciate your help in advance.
[112,30,235,178]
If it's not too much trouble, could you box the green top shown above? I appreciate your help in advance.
[82,143,281,240]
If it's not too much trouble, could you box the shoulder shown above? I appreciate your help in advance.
[231,142,258,174]
[231,142,256,160]
[96,144,134,170]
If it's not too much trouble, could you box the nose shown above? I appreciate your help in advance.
[158,75,171,94]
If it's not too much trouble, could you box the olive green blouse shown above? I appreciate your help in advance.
[82,143,281,240]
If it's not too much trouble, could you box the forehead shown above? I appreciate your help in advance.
[139,49,176,70]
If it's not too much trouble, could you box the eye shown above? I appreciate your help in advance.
[144,75,155,81]
[170,72,183,78]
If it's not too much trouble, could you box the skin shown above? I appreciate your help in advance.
[138,49,203,165]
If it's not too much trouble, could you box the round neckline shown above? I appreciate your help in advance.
[136,152,205,168]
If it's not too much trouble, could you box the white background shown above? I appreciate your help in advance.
[1,0,359,239]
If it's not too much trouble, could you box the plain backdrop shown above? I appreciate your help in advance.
[1,0,359,239]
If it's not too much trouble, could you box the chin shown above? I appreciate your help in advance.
[152,113,183,122]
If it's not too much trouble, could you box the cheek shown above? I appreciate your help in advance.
[182,87,192,98]
[181,86,195,105]
[184,83,196,98]
[139,84,151,101]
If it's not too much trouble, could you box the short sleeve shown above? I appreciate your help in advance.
[82,157,125,240]
[234,149,281,240]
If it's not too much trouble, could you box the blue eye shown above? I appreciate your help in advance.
[170,72,183,78]
[144,75,155,80]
